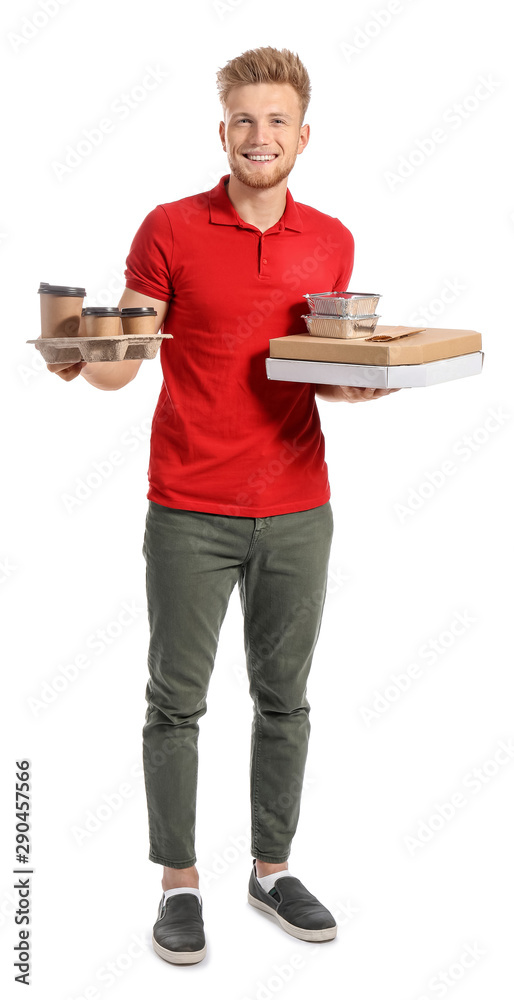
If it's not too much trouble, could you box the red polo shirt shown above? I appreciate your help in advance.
[124,174,354,516]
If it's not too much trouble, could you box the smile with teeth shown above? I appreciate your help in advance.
[244,154,278,161]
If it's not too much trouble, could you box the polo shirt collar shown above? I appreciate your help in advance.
[209,174,303,233]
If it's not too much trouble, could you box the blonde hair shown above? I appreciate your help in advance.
[216,46,311,123]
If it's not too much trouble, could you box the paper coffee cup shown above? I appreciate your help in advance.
[120,307,158,336]
[81,307,122,337]
[38,282,86,338]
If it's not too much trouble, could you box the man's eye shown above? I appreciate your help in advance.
[235,118,286,124]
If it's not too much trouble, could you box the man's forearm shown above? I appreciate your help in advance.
[79,288,169,390]
[314,384,347,401]
[80,359,142,390]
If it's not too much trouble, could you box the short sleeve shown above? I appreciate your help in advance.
[124,205,173,302]
[332,221,355,292]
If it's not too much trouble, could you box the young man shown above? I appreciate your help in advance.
[49,47,399,965]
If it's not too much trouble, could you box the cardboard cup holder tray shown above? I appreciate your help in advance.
[26,333,173,363]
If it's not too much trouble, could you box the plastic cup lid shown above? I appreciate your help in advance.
[120,307,158,316]
[38,282,86,296]
[81,307,121,316]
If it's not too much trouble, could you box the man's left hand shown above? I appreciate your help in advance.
[315,385,402,402]
[336,386,401,402]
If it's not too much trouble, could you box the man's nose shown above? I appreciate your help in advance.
[248,121,273,145]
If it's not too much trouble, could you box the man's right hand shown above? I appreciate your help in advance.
[47,360,88,381]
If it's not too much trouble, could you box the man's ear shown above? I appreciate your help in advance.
[297,123,310,154]
[219,120,226,151]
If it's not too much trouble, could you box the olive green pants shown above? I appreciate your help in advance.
[141,498,334,868]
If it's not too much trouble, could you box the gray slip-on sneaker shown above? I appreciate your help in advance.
[248,859,337,942]
[152,891,206,965]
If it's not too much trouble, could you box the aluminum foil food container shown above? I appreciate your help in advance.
[304,292,382,317]
[302,314,380,340]
[26,333,172,363]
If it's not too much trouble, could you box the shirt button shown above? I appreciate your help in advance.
[262,259,268,264]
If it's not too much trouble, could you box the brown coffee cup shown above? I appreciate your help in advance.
[81,307,122,337]
[120,307,158,336]
[38,283,86,338]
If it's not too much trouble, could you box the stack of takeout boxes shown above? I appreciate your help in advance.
[266,291,484,388]
[302,292,382,340]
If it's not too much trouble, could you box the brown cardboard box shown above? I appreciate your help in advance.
[269,326,482,366]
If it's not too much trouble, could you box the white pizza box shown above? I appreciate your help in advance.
[265,352,484,389]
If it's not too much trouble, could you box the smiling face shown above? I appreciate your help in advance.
[219,82,310,190]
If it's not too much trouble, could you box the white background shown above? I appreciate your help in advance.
[1,0,513,997]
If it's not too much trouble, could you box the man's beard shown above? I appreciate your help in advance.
[227,150,297,189]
